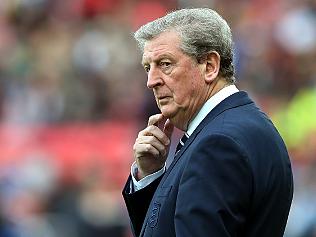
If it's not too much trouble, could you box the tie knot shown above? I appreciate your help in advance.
[180,133,189,145]
[176,133,189,154]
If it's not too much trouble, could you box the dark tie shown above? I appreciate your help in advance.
[175,133,189,154]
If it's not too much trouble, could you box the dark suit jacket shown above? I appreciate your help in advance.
[123,91,293,237]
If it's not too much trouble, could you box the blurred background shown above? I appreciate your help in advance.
[0,0,315,236]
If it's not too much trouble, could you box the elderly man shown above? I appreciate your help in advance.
[122,8,293,237]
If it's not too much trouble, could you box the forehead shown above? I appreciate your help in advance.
[142,31,182,63]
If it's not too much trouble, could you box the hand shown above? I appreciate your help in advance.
[133,114,174,180]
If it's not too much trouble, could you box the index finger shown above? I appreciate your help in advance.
[147,114,165,127]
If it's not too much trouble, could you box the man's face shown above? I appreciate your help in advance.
[142,31,208,130]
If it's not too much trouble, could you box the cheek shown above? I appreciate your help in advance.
[190,69,204,90]
[173,78,196,104]
[169,65,202,103]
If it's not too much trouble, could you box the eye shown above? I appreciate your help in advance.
[159,61,172,72]
[159,61,171,68]
[143,64,150,73]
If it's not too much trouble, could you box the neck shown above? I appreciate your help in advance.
[207,77,231,100]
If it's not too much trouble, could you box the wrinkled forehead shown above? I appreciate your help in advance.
[142,31,182,62]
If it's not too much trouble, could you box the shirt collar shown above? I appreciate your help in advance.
[186,84,239,136]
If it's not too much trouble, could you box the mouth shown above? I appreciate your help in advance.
[158,95,169,99]
[157,96,171,104]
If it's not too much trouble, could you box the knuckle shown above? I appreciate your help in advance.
[135,137,142,144]
[133,142,138,151]
[138,130,146,137]
[144,144,152,152]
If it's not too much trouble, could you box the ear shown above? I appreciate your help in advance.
[204,51,220,83]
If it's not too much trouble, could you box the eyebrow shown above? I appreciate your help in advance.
[142,53,174,65]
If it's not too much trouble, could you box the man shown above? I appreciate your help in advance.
[123,8,293,237]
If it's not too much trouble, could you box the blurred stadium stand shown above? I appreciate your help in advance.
[0,0,315,236]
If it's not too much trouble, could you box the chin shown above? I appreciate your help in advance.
[160,107,175,119]
[160,107,187,130]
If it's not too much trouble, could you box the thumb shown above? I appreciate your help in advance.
[163,119,174,140]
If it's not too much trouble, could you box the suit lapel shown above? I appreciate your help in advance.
[139,221,148,237]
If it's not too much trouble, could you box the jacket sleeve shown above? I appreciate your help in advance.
[122,174,163,237]
[175,134,252,236]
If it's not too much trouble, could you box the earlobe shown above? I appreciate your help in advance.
[205,51,220,83]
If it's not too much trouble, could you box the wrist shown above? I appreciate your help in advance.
[139,166,164,179]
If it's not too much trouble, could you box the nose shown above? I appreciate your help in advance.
[147,67,163,89]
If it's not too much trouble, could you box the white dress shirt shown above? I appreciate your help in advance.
[131,85,239,191]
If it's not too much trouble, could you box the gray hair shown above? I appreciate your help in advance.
[134,8,235,83]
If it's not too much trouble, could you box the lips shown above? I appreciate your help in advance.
[158,96,169,100]
[155,91,171,102]
[157,96,171,107]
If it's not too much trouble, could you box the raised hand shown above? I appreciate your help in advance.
[133,114,174,180]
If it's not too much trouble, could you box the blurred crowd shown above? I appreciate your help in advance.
[0,0,315,236]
